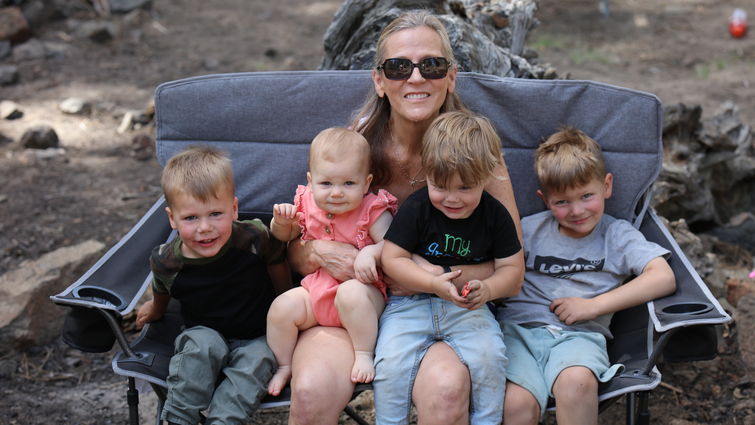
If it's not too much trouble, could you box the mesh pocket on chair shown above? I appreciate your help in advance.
[62,307,119,353]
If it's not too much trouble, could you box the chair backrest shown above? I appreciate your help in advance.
[155,71,663,223]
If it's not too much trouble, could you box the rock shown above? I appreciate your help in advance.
[727,276,755,308]
[109,0,153,14]
[0,6,31,43]
[27,147,66,161]
[131,133,154,160]
[42,40,68,60]
[0,64,18,85]
[20,125,59,149]
[74,20,115,43]
[117,110,134,134]
[59,97,91,115]
[708,213,755,253]
[655,102,755,228]
[0,40,10,58]
[12,38,46,61]
[0,100,23,119]
[0,240,105,350]
[0,358,17,378]
[733,294,755,377]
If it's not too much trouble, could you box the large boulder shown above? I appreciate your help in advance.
[0,240,104,350]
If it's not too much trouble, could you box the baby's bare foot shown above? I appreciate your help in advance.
[267,365,292,396]
[351,351,375,383]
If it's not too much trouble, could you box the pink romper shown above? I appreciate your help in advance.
[294,185,398,327]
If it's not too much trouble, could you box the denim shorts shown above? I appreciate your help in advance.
[500,322,623,416]
[373,294,507,425]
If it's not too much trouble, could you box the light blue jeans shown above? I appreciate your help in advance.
[373,294,507,425]
[161,326,275,425]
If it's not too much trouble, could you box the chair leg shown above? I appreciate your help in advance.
[637,392,650,425]
[128,377,140,425]
[626,392,636,425]
[343,405,372,425]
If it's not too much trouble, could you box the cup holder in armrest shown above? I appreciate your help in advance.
[73,286,127,310]
[661,302,713,315]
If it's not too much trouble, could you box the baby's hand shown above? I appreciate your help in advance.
[550,297,597,325]
[273,203,298,224]
[354,250,378,283]
[459,280,489,310]
[430,269,466,305]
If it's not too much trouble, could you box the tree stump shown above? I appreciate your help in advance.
[320,0,553,79]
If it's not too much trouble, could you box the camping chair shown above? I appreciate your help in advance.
[51,70,730,425]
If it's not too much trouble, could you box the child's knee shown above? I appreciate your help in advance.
[267,289,307,323]
[504,383,540,425]
[335,279,364,308]
[553,366,598,401]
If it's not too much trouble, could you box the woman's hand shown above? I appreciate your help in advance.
[310,239,359,282]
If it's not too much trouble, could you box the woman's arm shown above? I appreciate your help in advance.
[287,237,358,282]
[485,160,523,241]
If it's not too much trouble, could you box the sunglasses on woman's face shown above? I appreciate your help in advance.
[377,57,451,80]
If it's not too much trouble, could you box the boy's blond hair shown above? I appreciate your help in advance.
[162,146,235,206]
[309,127,371,174]
[534,126,607,194]
[422,111,503,187]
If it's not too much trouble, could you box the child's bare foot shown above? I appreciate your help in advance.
[351,351,375,383]
[267,365,292,396]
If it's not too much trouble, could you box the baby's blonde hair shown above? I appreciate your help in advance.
[422,111,503,187]
[534,126,607,194]
[309,127,371,175]
[162,146,235,206]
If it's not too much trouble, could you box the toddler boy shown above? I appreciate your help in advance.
[136,146,289,425]
[378,111,524,425]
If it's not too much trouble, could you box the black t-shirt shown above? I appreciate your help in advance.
[384,187,520,266]
[150,220,286,339]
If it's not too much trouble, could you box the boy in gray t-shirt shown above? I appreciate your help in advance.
[497,127,676,425]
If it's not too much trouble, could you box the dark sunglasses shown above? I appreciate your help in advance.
[377,57,451,80]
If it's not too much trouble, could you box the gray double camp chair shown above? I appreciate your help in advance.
[51,70,730,425]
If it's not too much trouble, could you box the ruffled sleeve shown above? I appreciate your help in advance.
[354,189,398,249]
[293,185,311,240]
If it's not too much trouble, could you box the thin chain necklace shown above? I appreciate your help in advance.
[393,144,425,188]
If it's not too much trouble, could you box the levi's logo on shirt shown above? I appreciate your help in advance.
[534,255,605,278]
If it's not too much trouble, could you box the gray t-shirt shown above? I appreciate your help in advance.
[497,211,669,338]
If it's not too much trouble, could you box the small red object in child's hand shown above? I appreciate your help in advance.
[461,282,472,297]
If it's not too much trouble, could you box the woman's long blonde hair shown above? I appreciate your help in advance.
[351,10,469,188]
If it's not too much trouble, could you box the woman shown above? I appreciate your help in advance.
[287,10,521,425]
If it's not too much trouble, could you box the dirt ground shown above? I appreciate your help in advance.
[0,0,753,424]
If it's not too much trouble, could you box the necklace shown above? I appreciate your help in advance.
[393,144,425,188]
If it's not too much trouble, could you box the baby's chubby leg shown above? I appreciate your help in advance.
[265,287,318,396]
[335,279,385,383]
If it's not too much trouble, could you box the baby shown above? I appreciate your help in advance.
[266,127,397,395]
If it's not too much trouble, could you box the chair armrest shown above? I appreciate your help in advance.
[50,197,173,316]
[639,210,731,333]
